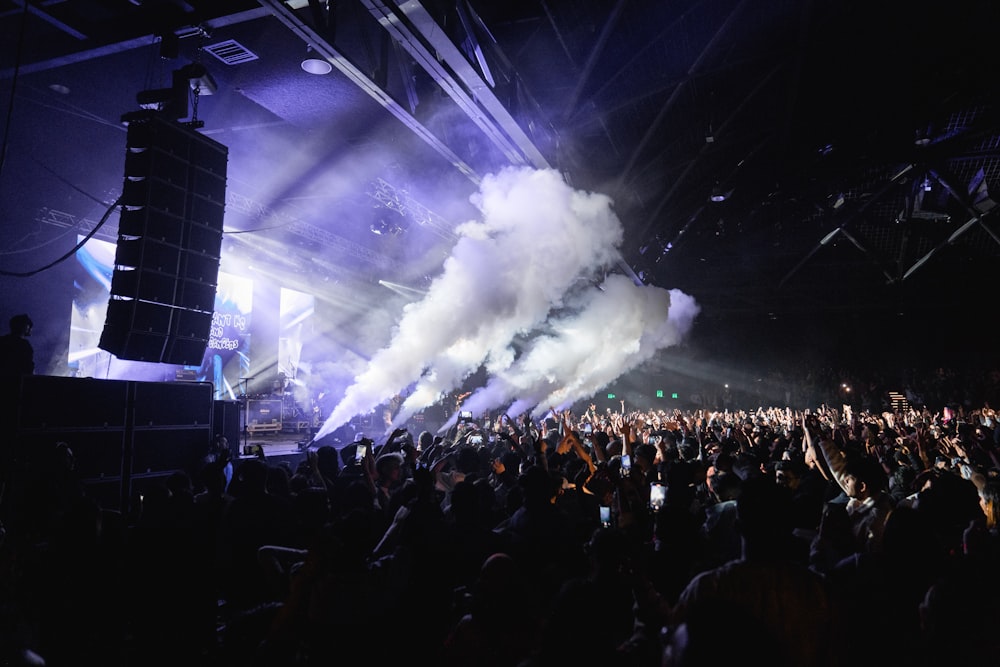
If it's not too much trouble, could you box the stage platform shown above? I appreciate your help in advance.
[234,415,446,468]
[236,430,313,467]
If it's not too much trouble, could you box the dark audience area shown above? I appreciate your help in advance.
[2,362,1000,667]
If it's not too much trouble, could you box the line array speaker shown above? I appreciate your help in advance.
[99,115,228,365]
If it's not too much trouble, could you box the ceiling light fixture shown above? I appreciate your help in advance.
[301,46,332,75]
[709,184,731,203]
[914,123,934,146]
[302,58,332,75]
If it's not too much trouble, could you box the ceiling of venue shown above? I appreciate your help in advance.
[2,0,999,367]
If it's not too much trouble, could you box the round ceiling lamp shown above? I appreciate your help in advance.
[301,58,332,75]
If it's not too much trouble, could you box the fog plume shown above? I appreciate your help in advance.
[315,166,698,439]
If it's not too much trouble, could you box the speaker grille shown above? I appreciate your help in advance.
[100,116,228,365]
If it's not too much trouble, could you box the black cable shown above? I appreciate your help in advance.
[0,195,122,277]
[31,156,113,208]
[0,0,30,182]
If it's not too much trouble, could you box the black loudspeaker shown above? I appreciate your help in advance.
[212,400,241,458]
[99,115,228,365]
[246,399,282,431]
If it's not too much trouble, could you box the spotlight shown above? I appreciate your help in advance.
[182,63,217,95]
[709,184,731,203]
[914,123,933,146]
[370,216,405,236]
[369,207,408,236]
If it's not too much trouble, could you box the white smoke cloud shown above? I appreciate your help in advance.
[314,166,698,440]
[454,276,699,428]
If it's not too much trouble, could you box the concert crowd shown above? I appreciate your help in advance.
[0,360,999,667]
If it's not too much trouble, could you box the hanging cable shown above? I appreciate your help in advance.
[0,0,30,184]
[0,195,123,277]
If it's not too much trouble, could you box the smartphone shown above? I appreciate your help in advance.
[649,483,666,511]
[583,423,593,433]
[599,505,612,528]
[355,443,367,462]
[620,454,631,471]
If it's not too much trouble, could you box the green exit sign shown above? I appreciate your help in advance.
[607,393,616,399]
[656,390,664,398]
[672,393,679,399]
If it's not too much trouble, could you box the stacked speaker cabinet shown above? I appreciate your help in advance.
[129,381,213,505]
[212,400,241,457]
[99,114,228,365]
[12,376,130,512]
[11,376,214,515]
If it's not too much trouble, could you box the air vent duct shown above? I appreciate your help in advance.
[203,40,259,65]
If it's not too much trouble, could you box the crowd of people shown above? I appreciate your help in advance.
[1,357,999,667]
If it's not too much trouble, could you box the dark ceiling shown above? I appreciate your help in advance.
[2,0,999,369]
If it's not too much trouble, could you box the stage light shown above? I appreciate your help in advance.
[184,63,217,95]
[369,208,408,236]
[709,184,731,202]
[914,123,934,146]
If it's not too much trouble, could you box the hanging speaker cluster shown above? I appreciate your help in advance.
[99,115,228,365]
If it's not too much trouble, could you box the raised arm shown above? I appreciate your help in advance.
[802,416,831,482]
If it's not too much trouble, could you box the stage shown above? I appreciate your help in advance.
[232,410,446,468]
[235,428,313,467]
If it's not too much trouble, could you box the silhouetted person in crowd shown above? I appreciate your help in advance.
[442,552,537,667]
[494,464,582,619]
[0,313,33,423]
[0,313,34,378]
[218,458,297,610]
[667,475,842,667]
[525,526,639,667]
[200,433,234,492]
